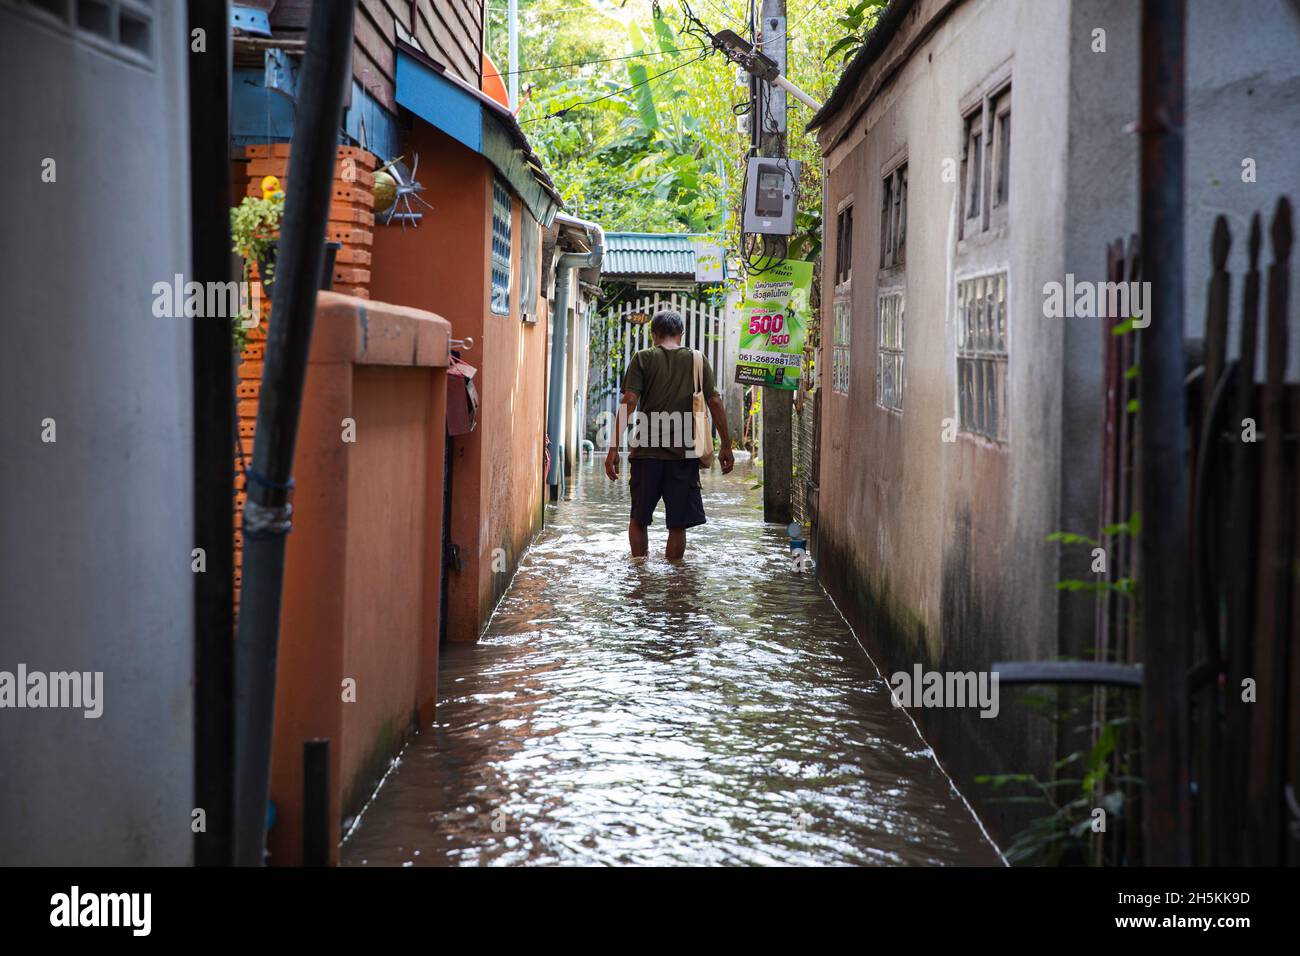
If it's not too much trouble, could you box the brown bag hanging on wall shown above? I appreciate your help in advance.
[447,355,479,436]
[691,349,715,468]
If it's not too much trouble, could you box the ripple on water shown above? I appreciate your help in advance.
[340,460,1001,867]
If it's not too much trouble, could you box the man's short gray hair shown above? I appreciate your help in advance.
[650,308,685,340]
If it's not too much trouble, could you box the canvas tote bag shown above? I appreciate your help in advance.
[691,349,715,468]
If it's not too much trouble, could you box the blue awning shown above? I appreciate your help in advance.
[395,43,562,227]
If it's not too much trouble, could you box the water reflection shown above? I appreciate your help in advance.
[340,460,1002,866]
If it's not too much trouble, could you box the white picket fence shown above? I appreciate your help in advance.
[592,292,731,436]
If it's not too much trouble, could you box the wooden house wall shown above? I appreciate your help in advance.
[270,1,485,114]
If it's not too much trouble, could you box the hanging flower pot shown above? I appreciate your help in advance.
[230,193,284,348]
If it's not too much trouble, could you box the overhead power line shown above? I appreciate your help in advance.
[486,43,708,78]
[519,48,712,124]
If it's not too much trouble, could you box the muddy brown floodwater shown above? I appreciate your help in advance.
[340,459,1003,866]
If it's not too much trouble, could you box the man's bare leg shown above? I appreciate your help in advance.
[666,528,686,560]
[629,519,649,557]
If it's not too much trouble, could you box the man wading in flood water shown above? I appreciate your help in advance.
[605,308,734,559]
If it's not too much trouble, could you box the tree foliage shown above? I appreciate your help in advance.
[489,0,864,268]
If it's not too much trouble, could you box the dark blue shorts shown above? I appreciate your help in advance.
[629,457,707,529]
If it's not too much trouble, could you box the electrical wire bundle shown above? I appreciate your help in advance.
[736,12,800,277]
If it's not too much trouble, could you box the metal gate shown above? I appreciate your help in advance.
[593,292,730,436]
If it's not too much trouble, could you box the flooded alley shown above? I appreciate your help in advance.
[340,461,1003,866]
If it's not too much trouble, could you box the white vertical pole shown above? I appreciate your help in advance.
[710,307,720,389]
[508,0,519,109]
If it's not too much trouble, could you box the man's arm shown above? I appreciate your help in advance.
[605,389,639,480]
[706,394,735,475]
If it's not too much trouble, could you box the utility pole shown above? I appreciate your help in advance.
[508,0,519,109]
[757,0,792,526]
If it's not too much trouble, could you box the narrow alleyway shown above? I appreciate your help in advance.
[340,461,1003,866]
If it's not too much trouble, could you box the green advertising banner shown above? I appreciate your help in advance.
[735,258,814,390]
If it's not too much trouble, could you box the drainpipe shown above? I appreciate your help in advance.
[1138,0,1190,867]
[546,214,604,496]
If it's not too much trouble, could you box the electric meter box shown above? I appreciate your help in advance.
[743,157,800,236]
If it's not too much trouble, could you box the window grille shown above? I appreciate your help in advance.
[832,297,852,396]
[876,292,904,413]
[956,272,1008,441]
[490,176,512,316]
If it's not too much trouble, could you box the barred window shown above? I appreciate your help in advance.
[960,81,1011,238]
[490,176,512,316]
[880,163,907,270]
[832,297,852,395]
[19,0,154,66]
[991,90,1011,214]
[835,204,853,287]
[956,273,1008,442]
[960,108,983,237]
[876,292,904,413]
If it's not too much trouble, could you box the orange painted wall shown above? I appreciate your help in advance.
[340,366,436,815]
[270,293,449,866]
[271,358,348,868]
[477,196,549,622]
[369,121,548,644]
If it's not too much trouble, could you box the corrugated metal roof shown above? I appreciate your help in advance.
[603,232,707,277]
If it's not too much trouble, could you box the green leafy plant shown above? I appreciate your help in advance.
[825,1,887,64]
[981,509,1145,865]
[230,194,283,348]
[788,207,823,262]
[1049,513,1140,596]
[978,706,1139,866]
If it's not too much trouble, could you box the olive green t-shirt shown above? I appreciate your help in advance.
[622,345,719,460]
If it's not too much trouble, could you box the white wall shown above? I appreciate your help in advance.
[1068,0,1300,360]
[818,0,1072,653]
[813,0,1299,826]
[0,3,194,865]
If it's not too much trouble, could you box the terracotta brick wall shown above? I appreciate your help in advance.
[233,144,377,610]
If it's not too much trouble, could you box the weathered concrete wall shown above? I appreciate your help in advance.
[816,0,1074,837]
[815,0,1299,844]
[0,3,194,865]
[1069,0,1300,358]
